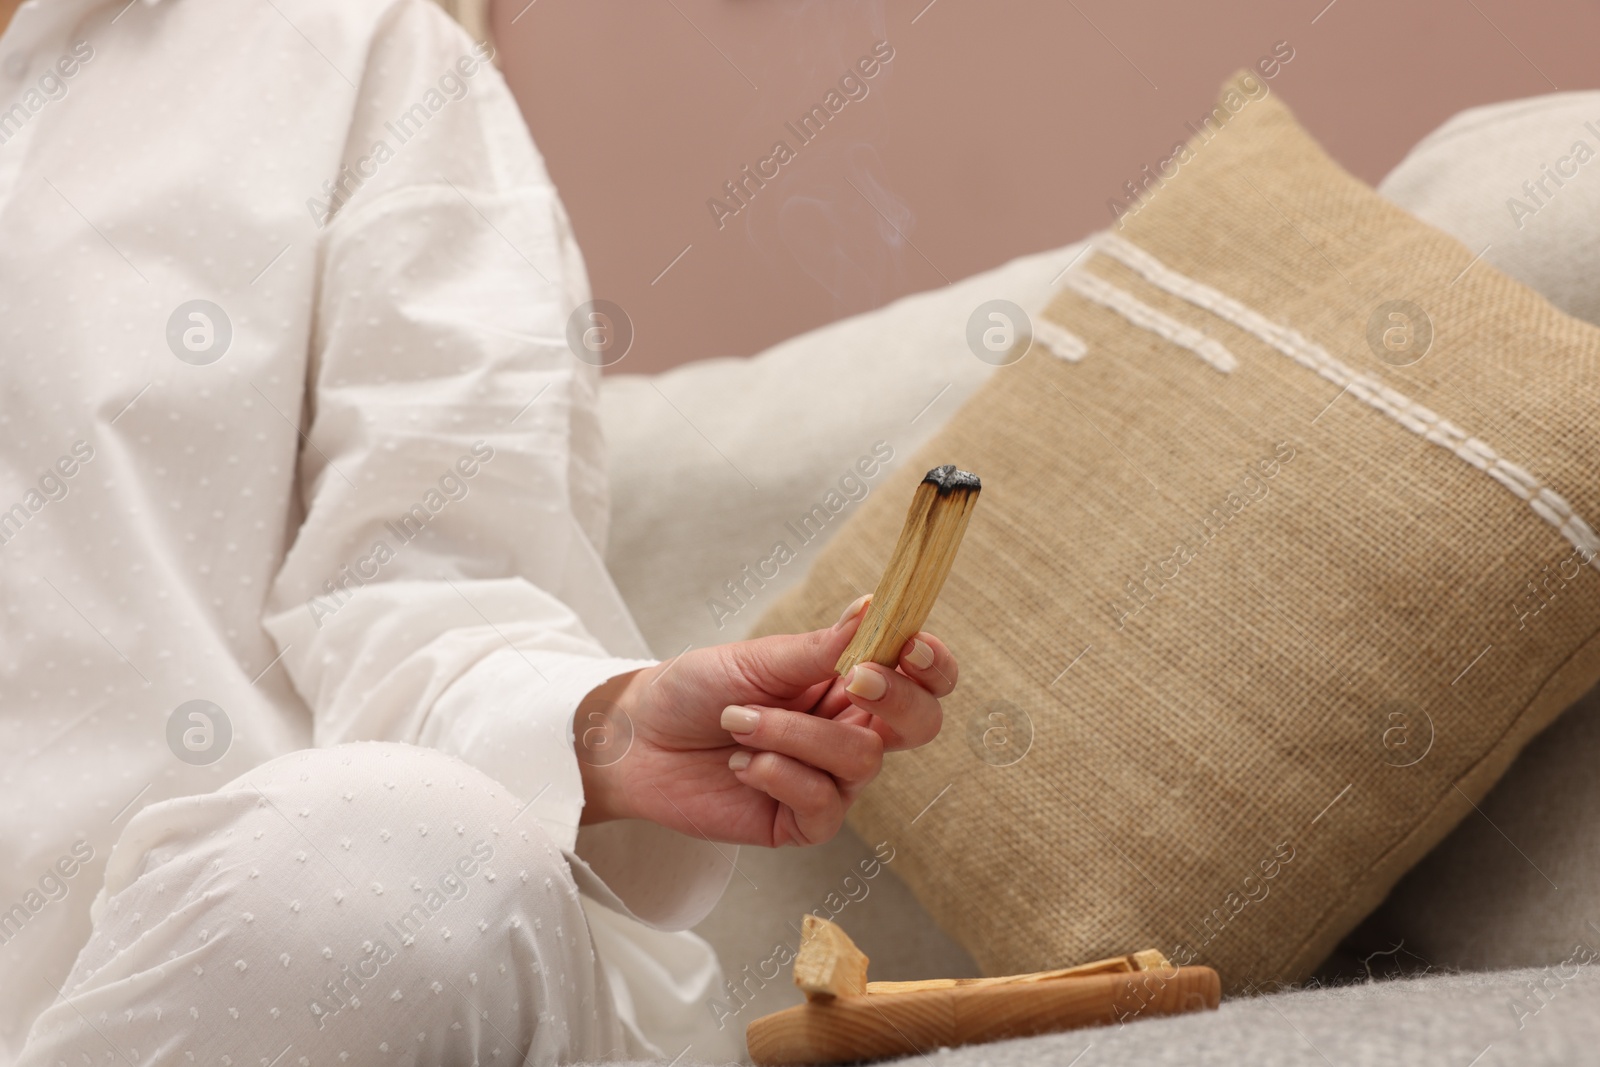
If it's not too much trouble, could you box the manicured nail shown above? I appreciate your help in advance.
[721,705,761,734]
[834,594,871,629]
[845,665,887,700]
[728,751,752,771]
[904,638,935,670]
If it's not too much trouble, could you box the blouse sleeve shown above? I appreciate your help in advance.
[260,0,731,929]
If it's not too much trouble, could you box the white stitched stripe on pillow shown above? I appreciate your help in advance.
[1033,316,1089,362]
[1060,269,1238,373]
[1096,232,1600,556]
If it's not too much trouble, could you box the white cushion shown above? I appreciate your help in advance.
[1378,91,1600,328]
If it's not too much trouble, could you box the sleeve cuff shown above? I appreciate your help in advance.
[425,644,738,931]
[568,820,738,932]
[422,645,656,851]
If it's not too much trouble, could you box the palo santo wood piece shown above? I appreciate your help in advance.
[794,915,870,1001]
[836,464,981,675]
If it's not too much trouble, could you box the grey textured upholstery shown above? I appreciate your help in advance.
[876,965,1600,1067]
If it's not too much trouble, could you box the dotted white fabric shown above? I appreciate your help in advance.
[0,0,735,1059]
[19,744,627,1064]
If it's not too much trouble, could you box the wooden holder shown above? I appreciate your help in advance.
[752,917,1220,1065]
[747,966,1221,1065]
[836,464,981,675]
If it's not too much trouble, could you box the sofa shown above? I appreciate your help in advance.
[596,90,1600,1064]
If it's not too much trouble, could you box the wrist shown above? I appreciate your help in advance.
[575,666,649,824]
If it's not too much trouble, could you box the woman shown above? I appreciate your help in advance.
[0,0,956,1062]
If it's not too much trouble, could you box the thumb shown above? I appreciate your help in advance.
[729,594,871,694]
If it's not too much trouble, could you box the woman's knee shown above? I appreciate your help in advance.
[22,743,622,1065]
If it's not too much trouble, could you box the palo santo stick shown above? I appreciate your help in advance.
[836,464,981,675]
[863,949,1172,995]
[794,915,870,1001]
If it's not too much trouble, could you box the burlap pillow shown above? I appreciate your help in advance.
[749,72,1600,991]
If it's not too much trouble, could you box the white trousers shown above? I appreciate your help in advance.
[19,744,734,1066]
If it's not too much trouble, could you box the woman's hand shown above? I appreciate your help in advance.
[575,595,958,847]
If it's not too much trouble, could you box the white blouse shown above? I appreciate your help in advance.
[0,0,734,1059]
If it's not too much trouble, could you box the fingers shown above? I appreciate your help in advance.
[723,595,872,697]
[834,593,872,629]
[729,750,845,846]
[840,659,943,750]
[895,631,958,698]
[721,704,883,784]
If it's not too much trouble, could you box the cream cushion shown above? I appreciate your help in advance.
[1377,91,1600,329]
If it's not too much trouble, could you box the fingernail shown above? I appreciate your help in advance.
[728,751,752,771]
[904,638,934,670]
[845,665,887,700]
[834,594,870,629]
[721,705,761,734]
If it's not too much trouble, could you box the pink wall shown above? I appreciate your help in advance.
[492,0,1600,375]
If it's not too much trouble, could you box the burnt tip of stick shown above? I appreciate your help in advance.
[922,464,981,495]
